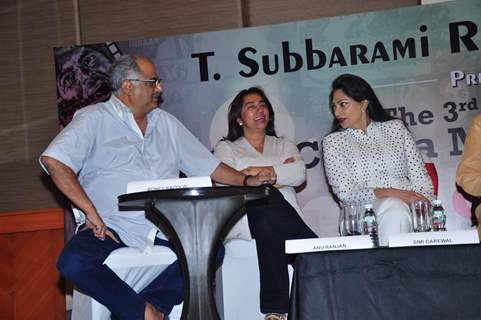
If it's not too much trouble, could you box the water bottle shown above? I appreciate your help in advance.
[363,204,379,247]
[431,199,446,231]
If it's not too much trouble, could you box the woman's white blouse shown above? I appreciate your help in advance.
[214,135,307,239]
[322,119,434,205]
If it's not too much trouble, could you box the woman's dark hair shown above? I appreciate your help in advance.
[225,86,277,141]
[328,74,396,132]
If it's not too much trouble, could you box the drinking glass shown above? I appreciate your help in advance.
[410,200,432,232]
[339,204,362,236]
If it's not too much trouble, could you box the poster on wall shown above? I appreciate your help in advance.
[53,0,480,236]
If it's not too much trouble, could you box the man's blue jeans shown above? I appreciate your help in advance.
[57,228,224,319]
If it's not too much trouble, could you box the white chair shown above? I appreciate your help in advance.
[218,239,293,320]
[71,245,183,320]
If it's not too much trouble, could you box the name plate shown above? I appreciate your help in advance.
[126,176,212,193]
[285,235,374,254]
[388,230,479,248]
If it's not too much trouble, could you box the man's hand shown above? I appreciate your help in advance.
[242,157,295,188]
[85,211,119,243]
[245,169,277,186]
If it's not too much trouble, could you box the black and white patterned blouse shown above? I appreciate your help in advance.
[322,119,434,205]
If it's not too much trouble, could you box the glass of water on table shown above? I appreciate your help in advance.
[339,204,363,236]
[410,200,432,232]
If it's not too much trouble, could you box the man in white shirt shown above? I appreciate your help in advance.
[40,54,275,320]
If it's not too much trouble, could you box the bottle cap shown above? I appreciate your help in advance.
[364,203,373,209]
[433,199,442,206]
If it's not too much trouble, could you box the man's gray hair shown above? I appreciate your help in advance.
[109,54,142,95]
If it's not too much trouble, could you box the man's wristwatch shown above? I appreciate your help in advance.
[243,174,253,186]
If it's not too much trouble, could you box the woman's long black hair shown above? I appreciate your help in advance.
[329,74,396,132]
[225,86,277,141]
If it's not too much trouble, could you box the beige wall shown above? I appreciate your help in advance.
[0,0,418,212]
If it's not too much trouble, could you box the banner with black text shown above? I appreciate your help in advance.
[54,0,480,235]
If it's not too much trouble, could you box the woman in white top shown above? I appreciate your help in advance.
[214,87,316,320]
[322,74,434,246]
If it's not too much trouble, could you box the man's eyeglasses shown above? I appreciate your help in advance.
[128,78,162,88]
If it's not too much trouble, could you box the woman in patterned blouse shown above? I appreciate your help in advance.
[322,74,434,246]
